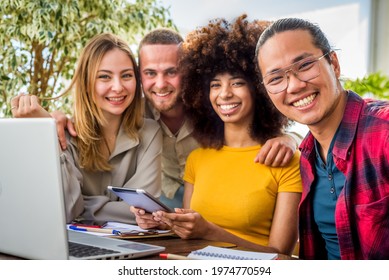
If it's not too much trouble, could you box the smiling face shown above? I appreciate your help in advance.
[94,48,137,121]
[139,44,182,114]
[209,72,254,128]
[257,30,345,130]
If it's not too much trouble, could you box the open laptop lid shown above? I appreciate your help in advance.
[0,118,69,259]
[0,118,165,260]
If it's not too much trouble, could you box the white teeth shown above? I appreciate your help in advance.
[220,104,238,110]
[108,96,125,102]
[292,94,317,107]
[156,92,170,97]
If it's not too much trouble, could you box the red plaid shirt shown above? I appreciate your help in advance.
[298,91,389,259]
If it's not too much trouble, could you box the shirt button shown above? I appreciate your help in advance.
[328,174,333,180]
[321,163,325,169]
[330,187,335,194]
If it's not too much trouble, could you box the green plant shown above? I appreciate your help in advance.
[0,0,176,117]
[343,72,389,100]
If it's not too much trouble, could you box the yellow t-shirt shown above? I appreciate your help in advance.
[183,145,302,246]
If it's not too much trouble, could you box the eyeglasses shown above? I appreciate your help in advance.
[262,52,330,94]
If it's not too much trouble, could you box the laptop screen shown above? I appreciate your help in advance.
[0,118,69,259]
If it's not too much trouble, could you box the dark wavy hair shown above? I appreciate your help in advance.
[180,14,288,149]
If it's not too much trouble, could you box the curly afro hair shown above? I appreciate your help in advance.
[180,14,288,149]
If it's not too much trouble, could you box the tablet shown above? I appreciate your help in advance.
[107,186,174,213]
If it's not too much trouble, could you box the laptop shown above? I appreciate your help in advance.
[0,118,165,260]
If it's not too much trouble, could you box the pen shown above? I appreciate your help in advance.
[159,253,193,260]
[70,223,103,229]
[69,225,121,235]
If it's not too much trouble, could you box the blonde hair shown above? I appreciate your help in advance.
[65,33,143,171]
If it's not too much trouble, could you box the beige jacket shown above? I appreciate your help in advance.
[145,101,199,199]
[60,118,162,224]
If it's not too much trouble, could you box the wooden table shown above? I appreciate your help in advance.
[139,236,294,260]
[0,235,293,260]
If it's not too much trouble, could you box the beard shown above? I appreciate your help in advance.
[148,92,182,113]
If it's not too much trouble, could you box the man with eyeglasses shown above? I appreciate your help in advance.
[256,18,389,260]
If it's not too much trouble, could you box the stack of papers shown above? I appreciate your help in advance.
[67,222,173,239]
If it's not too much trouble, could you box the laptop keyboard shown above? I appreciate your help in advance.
[68,242,120,258]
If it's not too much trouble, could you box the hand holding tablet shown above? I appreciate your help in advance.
[108,186,174,213]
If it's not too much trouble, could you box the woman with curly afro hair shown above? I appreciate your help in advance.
[152,15,302,256]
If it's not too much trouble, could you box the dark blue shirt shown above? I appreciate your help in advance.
[312,130,345,260]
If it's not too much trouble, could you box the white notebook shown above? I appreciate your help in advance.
[188,246,278,260]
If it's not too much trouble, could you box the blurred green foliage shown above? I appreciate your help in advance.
[343,72,389,100]
[0,0,176,117]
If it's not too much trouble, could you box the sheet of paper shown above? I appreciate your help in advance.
[67,222,170,236]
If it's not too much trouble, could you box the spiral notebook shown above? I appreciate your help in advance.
[187,246,278,260]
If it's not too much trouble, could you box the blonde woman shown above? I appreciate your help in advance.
[11,33,162,224]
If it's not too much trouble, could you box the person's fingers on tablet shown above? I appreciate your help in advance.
[157,212,194,230]
[153,215,161,222]
[174,208,185,213]
[157,216,173,227]
[134,215,159,228]
[138,213,154,222]
[175,208,195,214]
[130,206,146,216]
[153,211,178,226]
[152,211,165,222]
[166,211,191,221]
[130,206,140,215]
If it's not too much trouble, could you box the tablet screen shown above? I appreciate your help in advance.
[107,186,174,213]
